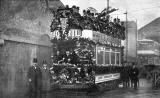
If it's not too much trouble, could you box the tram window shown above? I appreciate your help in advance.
[97,47,104,65]
[105,52,110,64]
[111,52,115,65]
[97,50,104,65]
[105,47,110,51]
[116,53,120,65]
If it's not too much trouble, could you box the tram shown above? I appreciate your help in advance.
[50,5,125,92]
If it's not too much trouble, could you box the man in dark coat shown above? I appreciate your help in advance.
[130,64,139,89]
[41,60,51,98]
[63,51,72,64]
[53,51,63,64]
[70,50,79,65]
[27,58,42,98]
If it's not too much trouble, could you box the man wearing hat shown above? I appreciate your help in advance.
[41,60,51,98]
[27,58,42,98]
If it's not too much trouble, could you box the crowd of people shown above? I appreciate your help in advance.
[27,57,94,98]
[120,63,139,89]
[27,57,139,98]
[53,50,80,64]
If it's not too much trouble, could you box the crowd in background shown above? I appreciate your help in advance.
[120,63,139,89]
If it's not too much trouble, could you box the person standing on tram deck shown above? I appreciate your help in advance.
[63,51,72,63]
[54,51,63,64]
[130,63,139,89]
[27,58,42,98]
[41,60,51,98]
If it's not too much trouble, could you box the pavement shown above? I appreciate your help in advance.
[48,79,160,98]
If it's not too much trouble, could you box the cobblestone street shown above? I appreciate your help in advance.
[49,79,160,98]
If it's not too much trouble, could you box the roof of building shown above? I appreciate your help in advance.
[138,17,160,42]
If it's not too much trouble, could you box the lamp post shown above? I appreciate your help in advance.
[124,11,128,63]
[107,0,109,12]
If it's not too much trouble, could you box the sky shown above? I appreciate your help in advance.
[60,0,160,29]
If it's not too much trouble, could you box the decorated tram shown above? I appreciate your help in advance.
[49,5,126,92]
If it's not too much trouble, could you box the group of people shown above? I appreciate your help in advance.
[27,58,52,98]
[27,57,93,98]
[121,63,139,89]
[53,50,79,64]
[27,57,139,98]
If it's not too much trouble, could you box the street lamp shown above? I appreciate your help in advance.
[124,11,128,63]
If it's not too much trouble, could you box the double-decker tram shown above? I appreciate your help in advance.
[50,5,125,92]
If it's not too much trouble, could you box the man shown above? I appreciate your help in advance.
[70,50,79,65]
[27,58,42,98]
[63,51,72,64]
[124,64,130,88]
[130,63,139,89]
[54,51,63,64]
[41,60,51,98]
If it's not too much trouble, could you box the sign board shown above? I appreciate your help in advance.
[82,30,121,46]
[51,29,121,46]
[95,73,120,84]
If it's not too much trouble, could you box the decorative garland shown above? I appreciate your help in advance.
[50,64,128,84]
[51,37,122,52]
[50,5,126,40]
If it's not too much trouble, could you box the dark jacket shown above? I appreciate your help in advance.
[27,66,42,92]
[63,54,72,63]
[130,67,139,81]
[41,67,51,91]
[54,54,63,63]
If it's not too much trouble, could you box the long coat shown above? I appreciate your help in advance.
[27,66,42,92]
[41,67,51,91]
[130,67,139,81]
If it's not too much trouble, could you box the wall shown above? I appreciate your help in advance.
[0,40,51,98]
[0,30,52,98]
[0,0,64,98]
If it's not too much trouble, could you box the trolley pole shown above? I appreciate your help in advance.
[107,0,109,12]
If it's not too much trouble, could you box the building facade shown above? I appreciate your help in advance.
[137,39,160,66]
[0,0,63,98]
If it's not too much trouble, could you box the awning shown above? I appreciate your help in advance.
[137,50,159,56]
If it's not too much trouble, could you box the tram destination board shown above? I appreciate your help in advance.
[95,73,120,84]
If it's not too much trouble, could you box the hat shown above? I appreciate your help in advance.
[43,60,47,64]
[33,58,37,63]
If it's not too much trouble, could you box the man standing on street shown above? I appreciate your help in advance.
[41,60,51,98]
[130,63,139,89]
[27,58,42,98]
